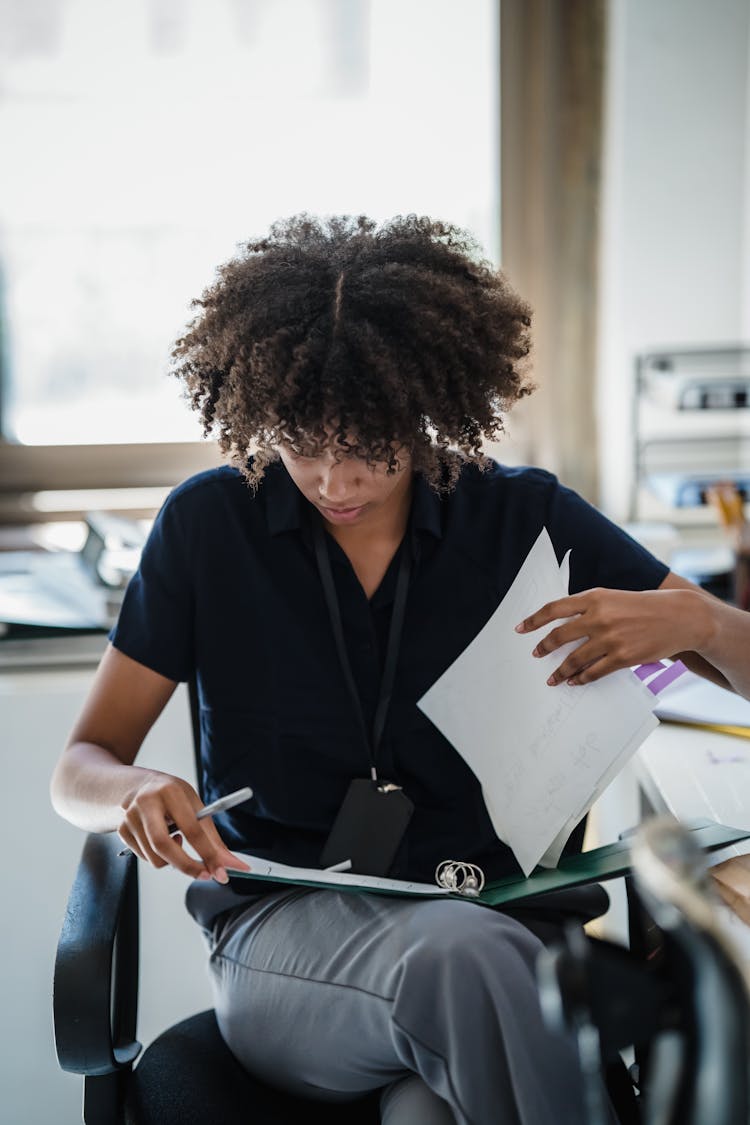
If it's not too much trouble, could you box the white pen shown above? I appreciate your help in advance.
[118,785,254,857]
[324,859,353,872]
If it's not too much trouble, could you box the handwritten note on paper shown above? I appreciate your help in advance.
[417,527,658,876]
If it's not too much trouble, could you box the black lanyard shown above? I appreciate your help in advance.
[312,513,413,782]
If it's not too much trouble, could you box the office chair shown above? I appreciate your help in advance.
[53,829,382,1125]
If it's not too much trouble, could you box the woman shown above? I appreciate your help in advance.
[51,214,750,1124]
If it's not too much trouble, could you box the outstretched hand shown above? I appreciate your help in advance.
[515,586,715,686]
[710,855,750,927]
[118,771,250,883]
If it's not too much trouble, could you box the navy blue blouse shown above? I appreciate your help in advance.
[110,458,668,883]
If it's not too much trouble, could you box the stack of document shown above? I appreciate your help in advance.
[418,529,659,876]
[0,551,109,632]
[654,669,750,733]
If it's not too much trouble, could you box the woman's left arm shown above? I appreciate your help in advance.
[517,571,750,701]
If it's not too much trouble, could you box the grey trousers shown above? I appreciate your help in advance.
[189,884,610,1125]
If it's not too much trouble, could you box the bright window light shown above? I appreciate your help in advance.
[0,0,499,446]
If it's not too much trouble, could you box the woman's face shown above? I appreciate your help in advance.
[276,436,413,529]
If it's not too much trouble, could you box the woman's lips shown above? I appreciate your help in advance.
[318,503,367,524]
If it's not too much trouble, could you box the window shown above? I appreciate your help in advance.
[0,0,499,501]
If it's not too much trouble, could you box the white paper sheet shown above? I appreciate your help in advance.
[226,855,450,897]
[654,669,750,729]
[0,551,109,629]
[418,528,658,875]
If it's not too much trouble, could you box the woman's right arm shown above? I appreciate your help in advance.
[50,644,246,883]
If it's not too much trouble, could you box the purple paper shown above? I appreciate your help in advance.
[634,662,665,682]
[643,660,688,696]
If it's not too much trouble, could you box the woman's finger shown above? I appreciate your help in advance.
[546,642,607,685]
[177,817,251,879]
[563,655,614,686]
[117,823,148,863]
[196,817,251,871]
[139,813,211,877]
[515,594,587,634]
[532,621,589,658]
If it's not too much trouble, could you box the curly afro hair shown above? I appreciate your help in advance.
[171,213,533,491]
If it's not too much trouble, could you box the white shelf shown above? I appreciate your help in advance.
[633,348,750,529]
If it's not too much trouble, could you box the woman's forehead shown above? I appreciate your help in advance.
[278,427,408,468]
[281,422,358,450]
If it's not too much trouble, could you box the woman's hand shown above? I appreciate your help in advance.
[515,585,717,686]
[118,770,250,883]
[710,855,750,927]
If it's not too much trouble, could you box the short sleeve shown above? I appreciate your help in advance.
[545,479,669,595]
[109,491,195,682]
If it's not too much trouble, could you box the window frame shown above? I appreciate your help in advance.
[0,439,223,521]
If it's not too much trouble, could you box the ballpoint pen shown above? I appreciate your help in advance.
[117,785,254,857]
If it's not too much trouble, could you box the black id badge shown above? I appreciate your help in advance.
[320,779,414,876]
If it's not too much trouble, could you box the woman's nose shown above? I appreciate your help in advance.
[319,460,355,501]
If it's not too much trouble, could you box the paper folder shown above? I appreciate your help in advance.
[478,819,750,906]
[227,820,750,906]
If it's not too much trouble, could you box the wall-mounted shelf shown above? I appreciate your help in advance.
[632,346,750,524]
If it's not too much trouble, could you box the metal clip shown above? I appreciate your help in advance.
[435,860,486,897]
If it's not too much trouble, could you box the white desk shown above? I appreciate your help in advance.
[638,723,750,833]
[0,651,212,1125]
[635,721,750,959]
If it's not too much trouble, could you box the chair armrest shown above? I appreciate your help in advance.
[53,832,141,1076]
